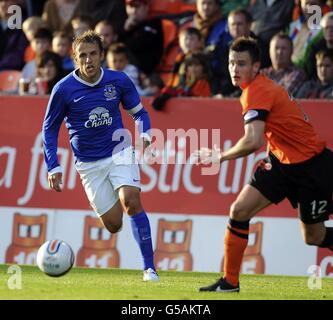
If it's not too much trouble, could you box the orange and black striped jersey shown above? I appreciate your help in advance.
[240,74,326,164]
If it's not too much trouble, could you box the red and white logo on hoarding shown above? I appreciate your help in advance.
[76,216,120,268]
[5,213,47,265]
[154,219,193,271]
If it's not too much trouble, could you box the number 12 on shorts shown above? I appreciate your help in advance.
[310,200,328,218]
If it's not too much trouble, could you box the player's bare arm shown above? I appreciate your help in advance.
[195,120,266,164]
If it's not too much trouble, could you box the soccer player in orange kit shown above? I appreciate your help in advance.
[195,37,333,292]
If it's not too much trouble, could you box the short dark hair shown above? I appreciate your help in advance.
[72,30,103,54]
[36,50,63,71]
[229,37,261,63]
[270,32,293,50]
[196,0,220,8]
[228,8,253,24]
[36,51,64,93]
[53,31,72,44]
[95,19,114,30]
[184,53,211,77]
[71,15,95,28]
[316,49,333,64]
[179,27,202,40]
[33,27,53,43]
[107,42,129,57]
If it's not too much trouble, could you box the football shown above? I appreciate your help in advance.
[36,240,75,277]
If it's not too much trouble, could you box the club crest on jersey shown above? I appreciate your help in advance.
[85,107,112,128]
[104,84,117,100]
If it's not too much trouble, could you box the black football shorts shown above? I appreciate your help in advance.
[250,148,333,224]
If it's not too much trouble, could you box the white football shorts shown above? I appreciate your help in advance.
[75,147,141,216]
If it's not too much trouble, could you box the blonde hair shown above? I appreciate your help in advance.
[72,30,103,53]
[22,16,45,33]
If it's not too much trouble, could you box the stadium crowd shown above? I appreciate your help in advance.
[0,0,333,102]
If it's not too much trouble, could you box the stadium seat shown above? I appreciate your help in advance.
[156,19,180,84]
[0,70,22,93]
[161,19,178,52]
[149,0,196,17]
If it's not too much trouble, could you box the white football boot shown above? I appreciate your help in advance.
[143,268,160,282]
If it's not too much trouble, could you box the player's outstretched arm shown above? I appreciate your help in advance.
[194,120,266,164]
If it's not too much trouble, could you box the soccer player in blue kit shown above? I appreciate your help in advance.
[42,31,159,281]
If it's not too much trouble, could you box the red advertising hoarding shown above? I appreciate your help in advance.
[1,96,332,218]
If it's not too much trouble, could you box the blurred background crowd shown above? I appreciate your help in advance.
[0,0,333,108]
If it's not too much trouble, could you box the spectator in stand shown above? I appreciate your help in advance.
[95,20,118,68]
[52,31,75,73]
[71,15,94,38]
[95,20,118,52]
[42,0,80,34]
[0,0,28,71]
[303,12,333,77]
[227,9,252,40]
[79,0,126,35]
[228,9,270,68]
[120,0,164,75]
[181,52,212,96]
[296,49,333,99]
[167,27,204,88]
[35,50,64,94]
[182,0,232,95]
[22,16,47,64]
[289,0,322,67]
[249,0,294,46]
[106,42,140,90]
[156,27,204,102]
[216,8,271,98]
[261,32,307,97]
[21,28,53,81]
[152,53,211,110]
[106,41,163,97]
[179,27,204,55]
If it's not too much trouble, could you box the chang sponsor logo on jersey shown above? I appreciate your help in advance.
[85,107,112,128]
[104,84,117,101]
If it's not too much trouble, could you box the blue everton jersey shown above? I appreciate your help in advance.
[42,68,150,172]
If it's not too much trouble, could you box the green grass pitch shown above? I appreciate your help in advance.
[0,264,332,300]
